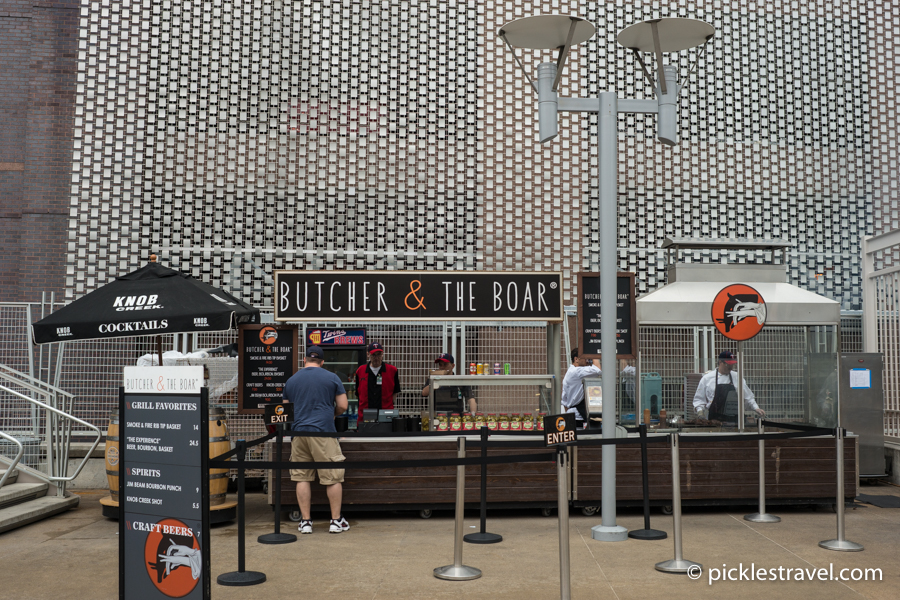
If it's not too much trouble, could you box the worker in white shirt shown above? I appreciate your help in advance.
[692,350,765,422]
[561,348,601,428]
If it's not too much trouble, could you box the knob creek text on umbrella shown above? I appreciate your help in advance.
[32,257,260,363]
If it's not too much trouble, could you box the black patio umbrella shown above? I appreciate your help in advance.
[32,259,259,361]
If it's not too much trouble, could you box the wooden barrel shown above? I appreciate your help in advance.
[209,407,231,506]
[105,409,120,502]
[106,407,231,506]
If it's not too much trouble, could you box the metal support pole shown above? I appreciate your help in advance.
[259,426,297,544]
[819,428,864,551]
[465,427,502,544]
[744,419,780,523]
[218,442,267,586]
[629,424,667,540]
[592,90,627,542]
[736,340,745,432]
[656,434,701,573]
[557,446,571,600]
[434,437,482,580]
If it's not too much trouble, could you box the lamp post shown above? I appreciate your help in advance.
[499,15,713,542]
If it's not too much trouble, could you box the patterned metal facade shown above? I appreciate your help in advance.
[68,1,884,309]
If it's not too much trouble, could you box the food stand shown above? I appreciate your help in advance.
[573,238,856,510]
[267,271,567,516]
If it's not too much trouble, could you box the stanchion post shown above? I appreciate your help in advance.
[557,446,571,600]
[218,441,267,586]
[259,425,297,544]
[744,419,780,523]
[655,434,701,574]
[434,436,482,580]
[465,426,502,544]
[628,424,667,540]
[819,427,864,551]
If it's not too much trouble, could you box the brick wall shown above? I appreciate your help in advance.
[0,0,78,302]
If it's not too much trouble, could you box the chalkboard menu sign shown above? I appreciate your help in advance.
[119,366,209,600]
[238,324,299,414]
[576,272,637,360]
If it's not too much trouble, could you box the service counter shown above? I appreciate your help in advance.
[266,432,857,515]
[267,435,560,513]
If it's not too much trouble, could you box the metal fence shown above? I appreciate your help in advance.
[638,324,837,423]
[863,231,900,442]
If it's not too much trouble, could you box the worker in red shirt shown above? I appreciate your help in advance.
[354,342,400,422]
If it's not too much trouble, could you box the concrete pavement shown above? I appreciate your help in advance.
[1,485,898,600]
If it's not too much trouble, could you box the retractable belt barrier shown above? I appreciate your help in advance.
[215,421,857,589]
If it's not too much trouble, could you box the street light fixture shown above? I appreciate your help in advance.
[499,15,714,546]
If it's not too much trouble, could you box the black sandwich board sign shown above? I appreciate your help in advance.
[238,323,299,415]
[274,271,563,321]
[119,366,210,600]
[544,413,577,447]
[576,272,637,360]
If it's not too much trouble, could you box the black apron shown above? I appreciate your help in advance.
[574,398,589,424]
[708,373,737,422]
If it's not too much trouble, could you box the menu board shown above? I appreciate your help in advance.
[119,366,209,600]
[238,324,299,414]
[576,272,637,360]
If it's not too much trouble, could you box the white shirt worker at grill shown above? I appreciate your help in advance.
[561,348,601,428]
[693,350,765,422]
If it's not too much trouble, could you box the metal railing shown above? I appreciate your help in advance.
[0,432,24,488]
[0,370,101,495]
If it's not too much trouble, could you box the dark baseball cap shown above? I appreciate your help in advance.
[719,351,737,364]
[367,342,384,353]
[306,346,325,359]
[435,353,454,364]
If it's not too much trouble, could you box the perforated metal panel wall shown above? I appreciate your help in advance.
[68,1,880,310]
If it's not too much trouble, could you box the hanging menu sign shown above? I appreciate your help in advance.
[119,366,210,600]
[238,324,299,415]
[274,271,563,321]
[577,272,637,360]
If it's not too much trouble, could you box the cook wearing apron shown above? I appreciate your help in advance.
[707,372,737,422]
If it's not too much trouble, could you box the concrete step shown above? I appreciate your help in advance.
[0,494,80,534]
[0,468,18,484]
[0,482,49,510]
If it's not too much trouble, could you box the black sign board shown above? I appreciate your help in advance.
[119,366,209,600]
[544,413,577,447]
[264,402,294,426]
[238,324,299,415]
[274,271,563,321]
[576,272,637,360]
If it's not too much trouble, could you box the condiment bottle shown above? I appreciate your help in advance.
[499,413,510,431]
[450,413,462,431]
[510,413,522,431]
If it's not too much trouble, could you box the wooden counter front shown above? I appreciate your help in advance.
[268,438,560,510]
[265,434,857,512]
[574,436,857,506]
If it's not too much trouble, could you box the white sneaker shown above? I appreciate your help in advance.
[329,516,349,533]
[298,520,313,534]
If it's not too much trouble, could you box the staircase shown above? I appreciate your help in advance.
[0,467,80,534]
[0,365,100,534]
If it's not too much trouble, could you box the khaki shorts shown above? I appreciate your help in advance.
[290,436,345,485]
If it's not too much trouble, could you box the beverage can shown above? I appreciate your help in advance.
[469,362,476,375]
[503,362,511,375]
[493,362,501,375]
[475,363,483,375]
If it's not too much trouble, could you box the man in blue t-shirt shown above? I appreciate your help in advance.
[283,346,349,534]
